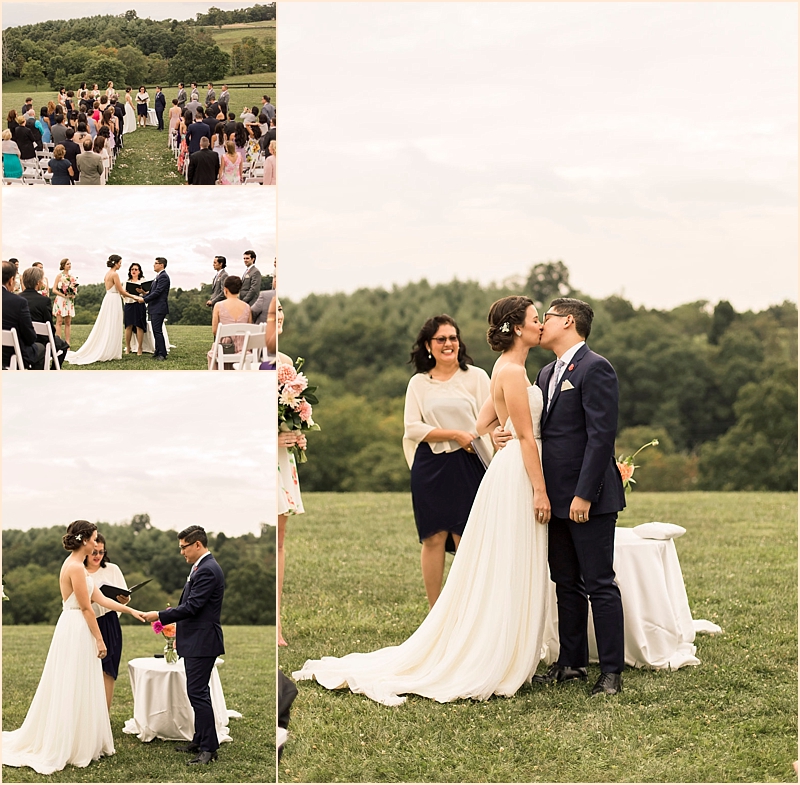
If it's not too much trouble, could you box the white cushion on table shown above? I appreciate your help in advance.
[633,521,687,539]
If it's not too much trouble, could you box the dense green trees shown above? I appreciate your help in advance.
[279,264,797,493]
[1,7,270,86]
[230,37,276,75]
[2,520,275,626]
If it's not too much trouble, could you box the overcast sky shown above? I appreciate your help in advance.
[279,3,797,312]
[2,373,276,536]
[2,188,276,290]
[2,1,250,29]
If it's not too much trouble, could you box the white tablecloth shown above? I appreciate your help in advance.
[123,657,240,742]
[147,108,158,127]
[542,527,717,670]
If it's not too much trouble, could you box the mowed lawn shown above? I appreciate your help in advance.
[2,624,275,783]
[61,324,212,370]
[279,492,797,783]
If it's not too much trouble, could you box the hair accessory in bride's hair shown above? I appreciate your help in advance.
[500,322,510,333]
[75,534,82,542]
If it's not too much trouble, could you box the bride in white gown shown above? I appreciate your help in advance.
[2,520,147,775]
[123,88,137,135]
[294,296,553,705]
[65,255,143,365]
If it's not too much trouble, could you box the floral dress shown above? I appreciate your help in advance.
[277,358,305,516]
[53,274,77,317]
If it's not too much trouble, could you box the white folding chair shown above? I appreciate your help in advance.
[208,323,265,370]
[32,321,60,370]
[236,329,268,370]
[2,328,25,370]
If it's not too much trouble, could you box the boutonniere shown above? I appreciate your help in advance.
[568,363,574,371]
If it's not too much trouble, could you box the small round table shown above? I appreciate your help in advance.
[123,656,238,742]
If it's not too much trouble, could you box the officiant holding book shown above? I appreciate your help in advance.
[143,525,225,766]
[85,532,130,710]
[124,262,150,356]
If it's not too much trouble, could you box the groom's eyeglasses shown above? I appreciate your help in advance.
[431,336,459,345]
[543,311,570,324]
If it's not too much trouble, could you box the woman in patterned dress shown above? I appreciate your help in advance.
[276,299,307,646]
[52,258,76,344]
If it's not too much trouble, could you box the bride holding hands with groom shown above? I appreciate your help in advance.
[295,296,626,704]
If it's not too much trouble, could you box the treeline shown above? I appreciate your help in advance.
[278,262,798,493]
[49,274,274,325]
[1,8,277,89]
[196,5,276,26]
[2,515,275,626]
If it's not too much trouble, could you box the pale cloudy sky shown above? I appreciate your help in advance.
[279,3,797,312]
[2,373,276,535]
[2,188,276,290]
[2,1,249,28]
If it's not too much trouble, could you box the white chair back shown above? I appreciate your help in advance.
[237,330,268,370]
[2,328,25,370]
[32,321,60,370]
[209,322,265,371]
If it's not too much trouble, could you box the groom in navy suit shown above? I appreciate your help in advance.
[532,298,626,696]
[144,525,225,765]
[143,257,170,361]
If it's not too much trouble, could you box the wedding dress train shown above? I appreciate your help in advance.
[65,288,123,365]
[294,385,550,705]
[2,574,114,774]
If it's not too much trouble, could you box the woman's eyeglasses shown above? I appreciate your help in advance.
[92,550,106,556]
[432,336,459,345]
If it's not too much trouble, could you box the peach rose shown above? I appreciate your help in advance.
[617,461,635,483]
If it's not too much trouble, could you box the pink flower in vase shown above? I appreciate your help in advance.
[151,620,164,634]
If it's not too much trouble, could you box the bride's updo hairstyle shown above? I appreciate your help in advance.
[62,520,97,551]
[409,314,473,374]
[486,296,534,352]
[107,254,122,268]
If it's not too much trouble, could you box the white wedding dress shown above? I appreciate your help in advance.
[123,99,136,134]
[65,288,123,365]
[294,385,550,705]
[2,574,115,774]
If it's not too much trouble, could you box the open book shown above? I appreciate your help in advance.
[100,578,153,599]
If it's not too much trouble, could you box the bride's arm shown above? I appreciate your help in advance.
[476,395,500,436]
[112,272,140,301]
[90,585,146,621]
[68,562,107,657]
[500,365,551,524]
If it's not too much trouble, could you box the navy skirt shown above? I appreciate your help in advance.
[97,612,123,680]
[124,300,147,330]
[410,442,485,553]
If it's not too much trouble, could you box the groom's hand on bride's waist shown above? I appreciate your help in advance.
[492,426,513,450]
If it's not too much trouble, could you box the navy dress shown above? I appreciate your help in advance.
[48,158,72,185]
[97,612,123,679]
[123,281,147,331]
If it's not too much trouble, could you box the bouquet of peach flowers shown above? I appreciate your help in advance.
[57,274,79,299]
[152,620,178,663]
[278,357,320,464]
[617,439,659,493]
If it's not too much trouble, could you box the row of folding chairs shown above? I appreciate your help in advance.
[2,321,62,370]
[208,323,273,370]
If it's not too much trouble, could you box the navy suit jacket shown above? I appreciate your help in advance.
[2,287,39,367]
[155,92,167,112]
[536,344,625,519]
[143,271,170,317]
[159,553,225,658]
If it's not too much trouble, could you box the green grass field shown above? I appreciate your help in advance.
[2,624,275,782]
[278,492,797,783]
[59,324,213,370]
[209,21,276,53]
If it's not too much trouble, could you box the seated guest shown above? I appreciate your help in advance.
[263,140,276,185]
[188,137,220,185]
[207,276,252,369]
[2,129,23,179]
[31,262,49,296]
[250,288,276,325]
[47,144,74,185]
[73,121,91,149]
[76,137,104,185]
[19,266,69,367]
[12,119,37,165]
[2,261,45,369]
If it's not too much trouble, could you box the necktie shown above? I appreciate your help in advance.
[547,359,566,411]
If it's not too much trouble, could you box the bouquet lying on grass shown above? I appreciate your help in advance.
[278,356,320,464]
[617,439,659,493]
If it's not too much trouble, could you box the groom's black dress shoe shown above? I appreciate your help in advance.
[591,672,622,695]
[174,742,200,753]
[532,663,588,684]
[187,750,218,765]
[153,355,166,361]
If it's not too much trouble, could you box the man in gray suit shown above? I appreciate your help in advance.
[205,256,229,307]
[238,250,261,307]
[177,83,187,110]
[76,137,105,185]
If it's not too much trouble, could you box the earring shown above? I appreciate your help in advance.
[428,352,432,359]
[515,331,521,337]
